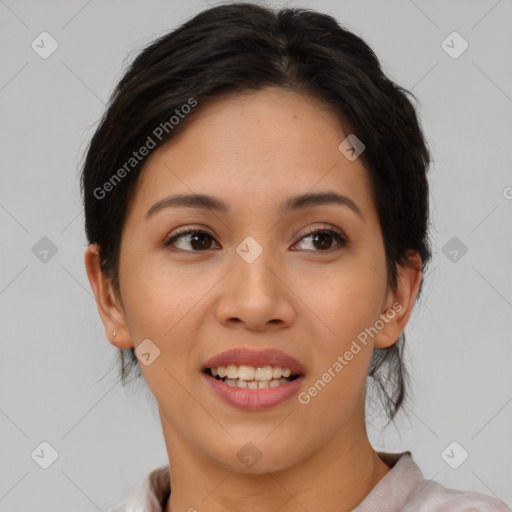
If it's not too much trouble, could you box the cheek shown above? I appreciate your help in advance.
[119,261,203,406]
[299,249,386,391]
[297,277,380,424]
[118,252,198,361]
[302,250,387,341]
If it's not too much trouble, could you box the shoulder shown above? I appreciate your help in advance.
[398,452,510,511]
[359,451,511,512]
[409,479,512,511]
[108,464,170,512]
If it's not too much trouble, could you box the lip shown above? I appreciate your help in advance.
[201,347,306,375]
[201,347,306,411]
[201,372,305,410]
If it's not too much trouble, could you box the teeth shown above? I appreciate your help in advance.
[211,365,295,381]
[226,365,238,379]
[255,366,273,381]
[220,378,290,389]
[238,365,255,381]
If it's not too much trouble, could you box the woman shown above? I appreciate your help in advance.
[81,3,510,511]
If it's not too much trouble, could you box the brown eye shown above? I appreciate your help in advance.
[163,227,347,253]
[294,229,347,252]
[163,229,219,251]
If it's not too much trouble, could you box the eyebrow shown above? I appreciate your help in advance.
[145,191,363,220]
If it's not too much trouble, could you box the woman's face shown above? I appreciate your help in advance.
[99,87,412,472]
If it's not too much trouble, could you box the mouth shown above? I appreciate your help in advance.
[203,364,301,389]
[201,347,306,410]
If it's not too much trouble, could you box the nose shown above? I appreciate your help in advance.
[214,244,297,332]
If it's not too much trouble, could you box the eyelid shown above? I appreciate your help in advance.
[298,223,345,238]
[163,223,348,250]
[163,226,216,247]
[294,224,348,250]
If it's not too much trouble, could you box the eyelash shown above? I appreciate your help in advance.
[162,225,348,253]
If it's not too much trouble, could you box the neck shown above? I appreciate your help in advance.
[161,404,391,512]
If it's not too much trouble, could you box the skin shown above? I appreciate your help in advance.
[85,86,422,512]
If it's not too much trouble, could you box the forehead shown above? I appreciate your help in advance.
[130,87,376,222]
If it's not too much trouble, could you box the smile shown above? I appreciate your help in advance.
[201,347,306,410]
[206,364,299,389]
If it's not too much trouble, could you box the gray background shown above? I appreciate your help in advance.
[1,0,511,510]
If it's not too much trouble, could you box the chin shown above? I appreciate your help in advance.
[205,437,301,475]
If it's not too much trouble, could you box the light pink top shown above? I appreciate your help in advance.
[109,451,511,512]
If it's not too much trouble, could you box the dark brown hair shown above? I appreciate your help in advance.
[81,2,432,423]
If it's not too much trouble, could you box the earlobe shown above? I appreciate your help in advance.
[374,251,423,349]
[84,244,134,350]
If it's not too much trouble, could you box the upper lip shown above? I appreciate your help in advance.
[202,347,306,375]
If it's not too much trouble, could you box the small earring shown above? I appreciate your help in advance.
[113,331,117,337]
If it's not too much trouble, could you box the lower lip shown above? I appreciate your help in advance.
[202,373,304,410]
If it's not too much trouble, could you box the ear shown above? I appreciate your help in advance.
[84,244,134,349]
[374,251,423,349]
